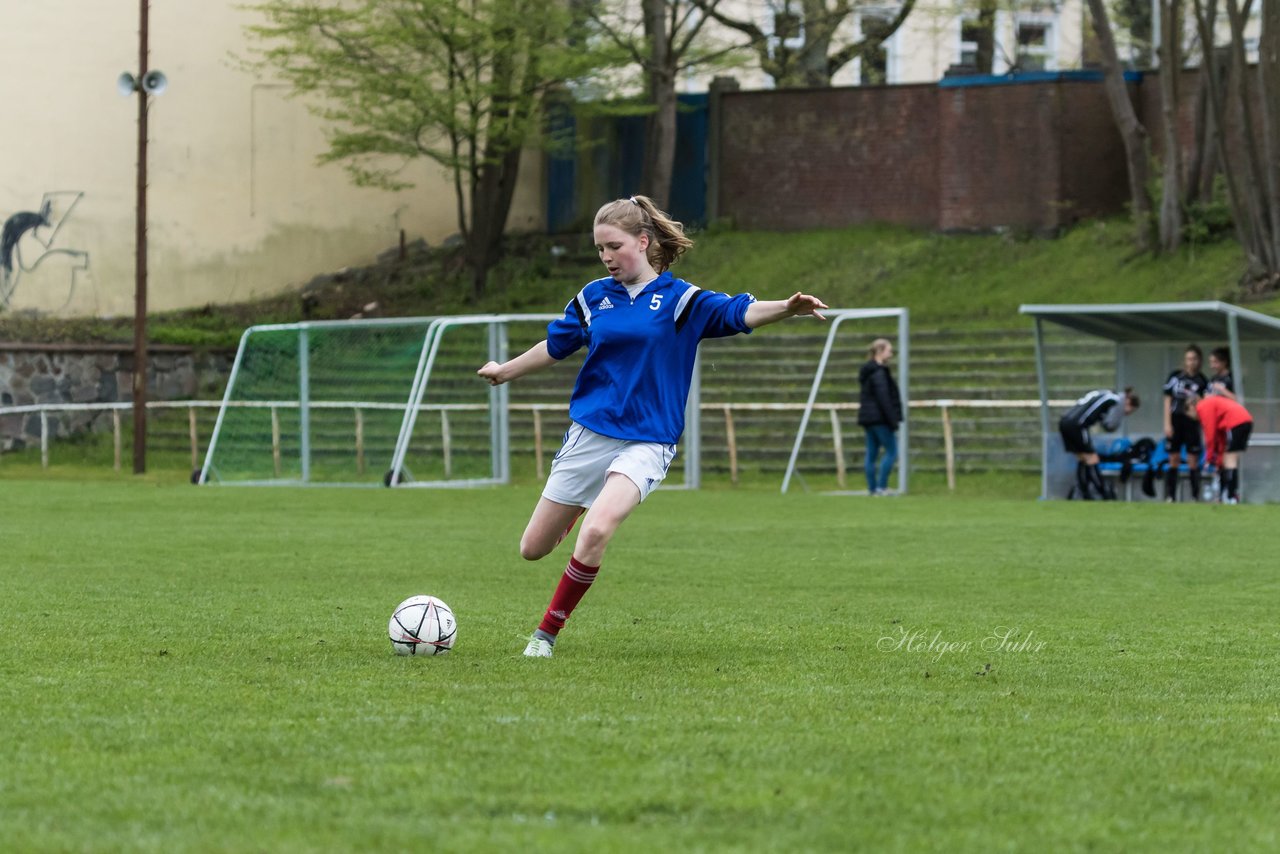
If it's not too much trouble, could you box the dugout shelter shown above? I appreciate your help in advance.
[1020,302,1280,504]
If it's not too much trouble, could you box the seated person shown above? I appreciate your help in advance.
[1059,388,1140,500]
[1191,392,1253,504]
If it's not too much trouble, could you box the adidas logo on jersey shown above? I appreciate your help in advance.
[596,296,614,311]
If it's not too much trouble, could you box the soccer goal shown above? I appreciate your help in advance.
[200,308,905,490]
[199,313,700,488]
[777,307,910,495]
[199,317,442,486]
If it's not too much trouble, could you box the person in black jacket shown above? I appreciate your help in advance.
[858,338,903,495]
[1161,344,1209,501]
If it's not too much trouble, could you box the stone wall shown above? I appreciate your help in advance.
[0,344,232,451]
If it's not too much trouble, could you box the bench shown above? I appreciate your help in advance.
[1096,436,1209,501]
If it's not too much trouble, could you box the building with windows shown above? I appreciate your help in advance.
[686,0,1263,91]
[683,1,1087,90]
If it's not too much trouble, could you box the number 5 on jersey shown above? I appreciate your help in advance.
[649,294,664,311]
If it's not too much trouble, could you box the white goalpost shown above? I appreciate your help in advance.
[779,308,910,495]
[199,312,700,488]
[200,308,905,491]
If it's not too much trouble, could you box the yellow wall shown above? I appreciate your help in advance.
[0,2,545,318]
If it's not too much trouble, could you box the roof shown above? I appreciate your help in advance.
[938,69,1143,89]
[1018,301,1280,342]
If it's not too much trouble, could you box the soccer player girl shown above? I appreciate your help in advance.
[1190,392,1253,504]
[1162,344,1209,501]
[1207,346,1237,401]
[476,195,828,658]
[1057,388,1140,500]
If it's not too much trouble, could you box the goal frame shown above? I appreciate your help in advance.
[200,308,902,490]
[198,316,446,487]
[199,313,700,488]
[779,308,910,495]
[386,313,702,489]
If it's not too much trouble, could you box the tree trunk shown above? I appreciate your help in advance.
[643,68,678,204]
[1225,0,1279,275]
[641,0,676,203]
[1086,0,1156,252]
[1158,0,1184,252]
[466,142,524,299]
[1257,0,1280,274]
[1185,40,1222,207]
[976,2,997,74]
[1193,2,1256,265]
[463,23,532,300]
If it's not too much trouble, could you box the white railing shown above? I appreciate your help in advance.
[0,398,1074,487]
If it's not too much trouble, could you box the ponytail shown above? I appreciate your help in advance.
[593,195,693,273]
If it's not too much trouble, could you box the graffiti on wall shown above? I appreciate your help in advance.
[1,191,91,310]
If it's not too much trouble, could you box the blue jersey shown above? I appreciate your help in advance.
[546,271,756,443]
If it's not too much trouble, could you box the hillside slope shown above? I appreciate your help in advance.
[0,219,1266,348]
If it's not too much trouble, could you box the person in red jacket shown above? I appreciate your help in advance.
[1192,393,1254,504]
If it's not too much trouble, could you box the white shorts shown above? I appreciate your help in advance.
[542,422,677,508]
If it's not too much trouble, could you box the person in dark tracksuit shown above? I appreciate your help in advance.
[858,338,903,496]
[1059,388,1140,500]
[1162,345,1209,501]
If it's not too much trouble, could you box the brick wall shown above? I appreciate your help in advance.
[1056,81,1133,223]
[717,84,940,231]
[715,74,1167,233]
[936,83,1065,231]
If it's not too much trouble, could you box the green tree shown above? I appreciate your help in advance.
[244,0,602,297]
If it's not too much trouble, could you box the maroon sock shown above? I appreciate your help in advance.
[537,556,599,635]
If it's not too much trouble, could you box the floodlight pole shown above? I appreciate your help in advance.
[132,0,151,474]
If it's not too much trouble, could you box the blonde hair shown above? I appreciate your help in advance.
[593,195,693,273]
[868,338,893,359]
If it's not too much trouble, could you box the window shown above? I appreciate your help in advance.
[959,18,983,68]
[1015,18,1053,71]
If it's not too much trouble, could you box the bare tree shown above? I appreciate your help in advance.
[1193,0,1280,285]
[589,1,741,203]
[1086,0,1156,252]
[1184,0,1225,209]
[694,0,916,88]
[1157,0,1185,251]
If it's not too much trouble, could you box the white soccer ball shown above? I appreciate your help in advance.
[388,595,457,656]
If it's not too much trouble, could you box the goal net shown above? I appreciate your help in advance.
[199,318,444,485]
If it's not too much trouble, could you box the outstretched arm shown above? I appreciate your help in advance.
[477,340,558,386]
[744,292,828,329]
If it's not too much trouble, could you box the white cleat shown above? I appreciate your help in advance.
[523,636,554,658]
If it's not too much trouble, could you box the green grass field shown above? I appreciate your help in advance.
[2,480,1277,852]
